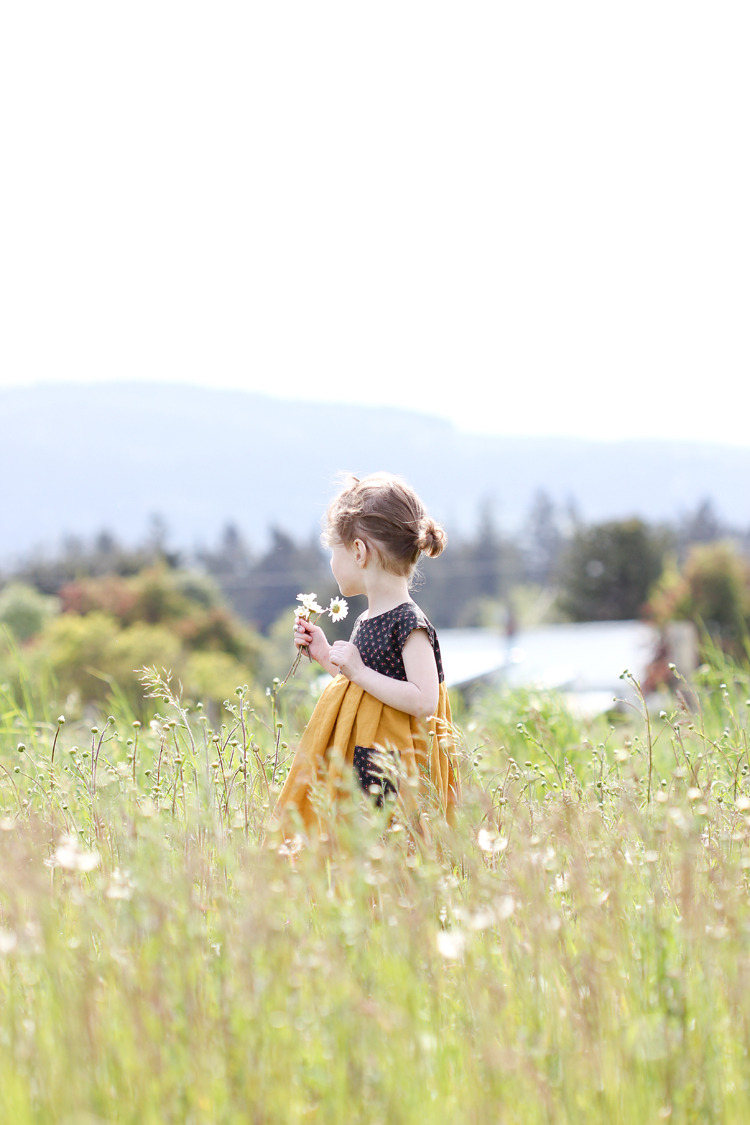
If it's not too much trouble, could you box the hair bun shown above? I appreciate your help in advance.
[417,518,446,559]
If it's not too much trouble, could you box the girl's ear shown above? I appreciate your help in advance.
[353,538,368,567]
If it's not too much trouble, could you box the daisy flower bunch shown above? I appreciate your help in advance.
[280,592,348,686]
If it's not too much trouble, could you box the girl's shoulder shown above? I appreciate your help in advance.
[352,600,433,629]
[350,601,445,683]
[351,600,437,647]
[400,600,432,627]
[391,600,434,637]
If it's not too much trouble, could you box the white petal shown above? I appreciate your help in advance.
[0,929,17,954]
[437,930,466,959]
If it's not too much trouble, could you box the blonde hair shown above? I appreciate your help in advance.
[324,472,446,577]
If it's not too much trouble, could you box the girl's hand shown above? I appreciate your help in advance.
[294,617,330,666]
[328,640,364,681]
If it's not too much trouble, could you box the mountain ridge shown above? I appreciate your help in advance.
[1,382,749,560]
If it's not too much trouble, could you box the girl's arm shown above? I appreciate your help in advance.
[329,629,439,719]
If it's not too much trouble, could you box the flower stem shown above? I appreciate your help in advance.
[279,611,322,688]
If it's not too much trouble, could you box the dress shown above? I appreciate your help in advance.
[272,601,460,833]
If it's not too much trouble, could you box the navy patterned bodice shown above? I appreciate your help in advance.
[349,601,445,684]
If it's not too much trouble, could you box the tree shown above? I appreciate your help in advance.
[469,501,503,600]
[12,523,176,595]
[557,518,664,622]
[236,529,331,633]
[678,498,723,555]
[522,490,563,585]
[416,501,522,628]
[200,523,253,578]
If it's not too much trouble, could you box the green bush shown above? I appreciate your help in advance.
[0,582,60,642]
[0,567,267,713]
[647,541,750,654]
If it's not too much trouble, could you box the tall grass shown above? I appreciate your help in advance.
[2,658,750,1123]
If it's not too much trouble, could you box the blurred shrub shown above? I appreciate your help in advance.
[0,582,60,641]
[556,519,665,622]
[42,611,120,683]
[59,574,139,619]
[647,541,750,653]
[0,567,268,713]
[59,566,222,626]
[177,607,261,663]
[106,622,183,688]
[184,651,263,708]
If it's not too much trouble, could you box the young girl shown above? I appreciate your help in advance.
[272,472,459,833]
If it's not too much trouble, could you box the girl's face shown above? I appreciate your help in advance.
[330,540,367,597]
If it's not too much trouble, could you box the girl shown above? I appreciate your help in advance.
[272,472,460,834]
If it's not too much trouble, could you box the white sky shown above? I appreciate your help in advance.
[1,3,748,442]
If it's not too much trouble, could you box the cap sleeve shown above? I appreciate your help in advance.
[393,604,435,653]
[392,603,445,683]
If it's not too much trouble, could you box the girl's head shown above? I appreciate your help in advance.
[324,472,446,579]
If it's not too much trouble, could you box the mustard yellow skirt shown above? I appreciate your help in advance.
[272,674,460,834]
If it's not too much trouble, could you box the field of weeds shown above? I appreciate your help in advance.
[2,655,750,1124]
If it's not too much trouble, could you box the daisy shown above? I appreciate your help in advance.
[296,592,324,620]
[327,597,349,622]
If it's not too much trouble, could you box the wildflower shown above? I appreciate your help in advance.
[477,828,508,855]
[278,834,304,858]
[52,834,100,872]
[468,896,514,931]
[0,929,17,954]
[105,868,134,900]
[328,597,349,622]
[437,930,466,959]
[296,592,324,620]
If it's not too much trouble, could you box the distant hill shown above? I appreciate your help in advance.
[2,382,749,560]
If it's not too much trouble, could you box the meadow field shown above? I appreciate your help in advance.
[2,649,750,1124]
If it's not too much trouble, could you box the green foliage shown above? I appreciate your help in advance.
[43,610,123,698]
[415,512,523,629]
[0,583,60,642]
[648,542,750,652]
[59,565,224,625]
[557,518,666,621]
[0,567,266,713]
[468,683,608,783]
[183,650,262,708]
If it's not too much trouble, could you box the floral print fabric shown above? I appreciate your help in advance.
[349,601,445,684]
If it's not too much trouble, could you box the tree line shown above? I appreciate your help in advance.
[4,494,746,637]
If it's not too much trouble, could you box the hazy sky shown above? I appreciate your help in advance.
[1,3,748,442]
